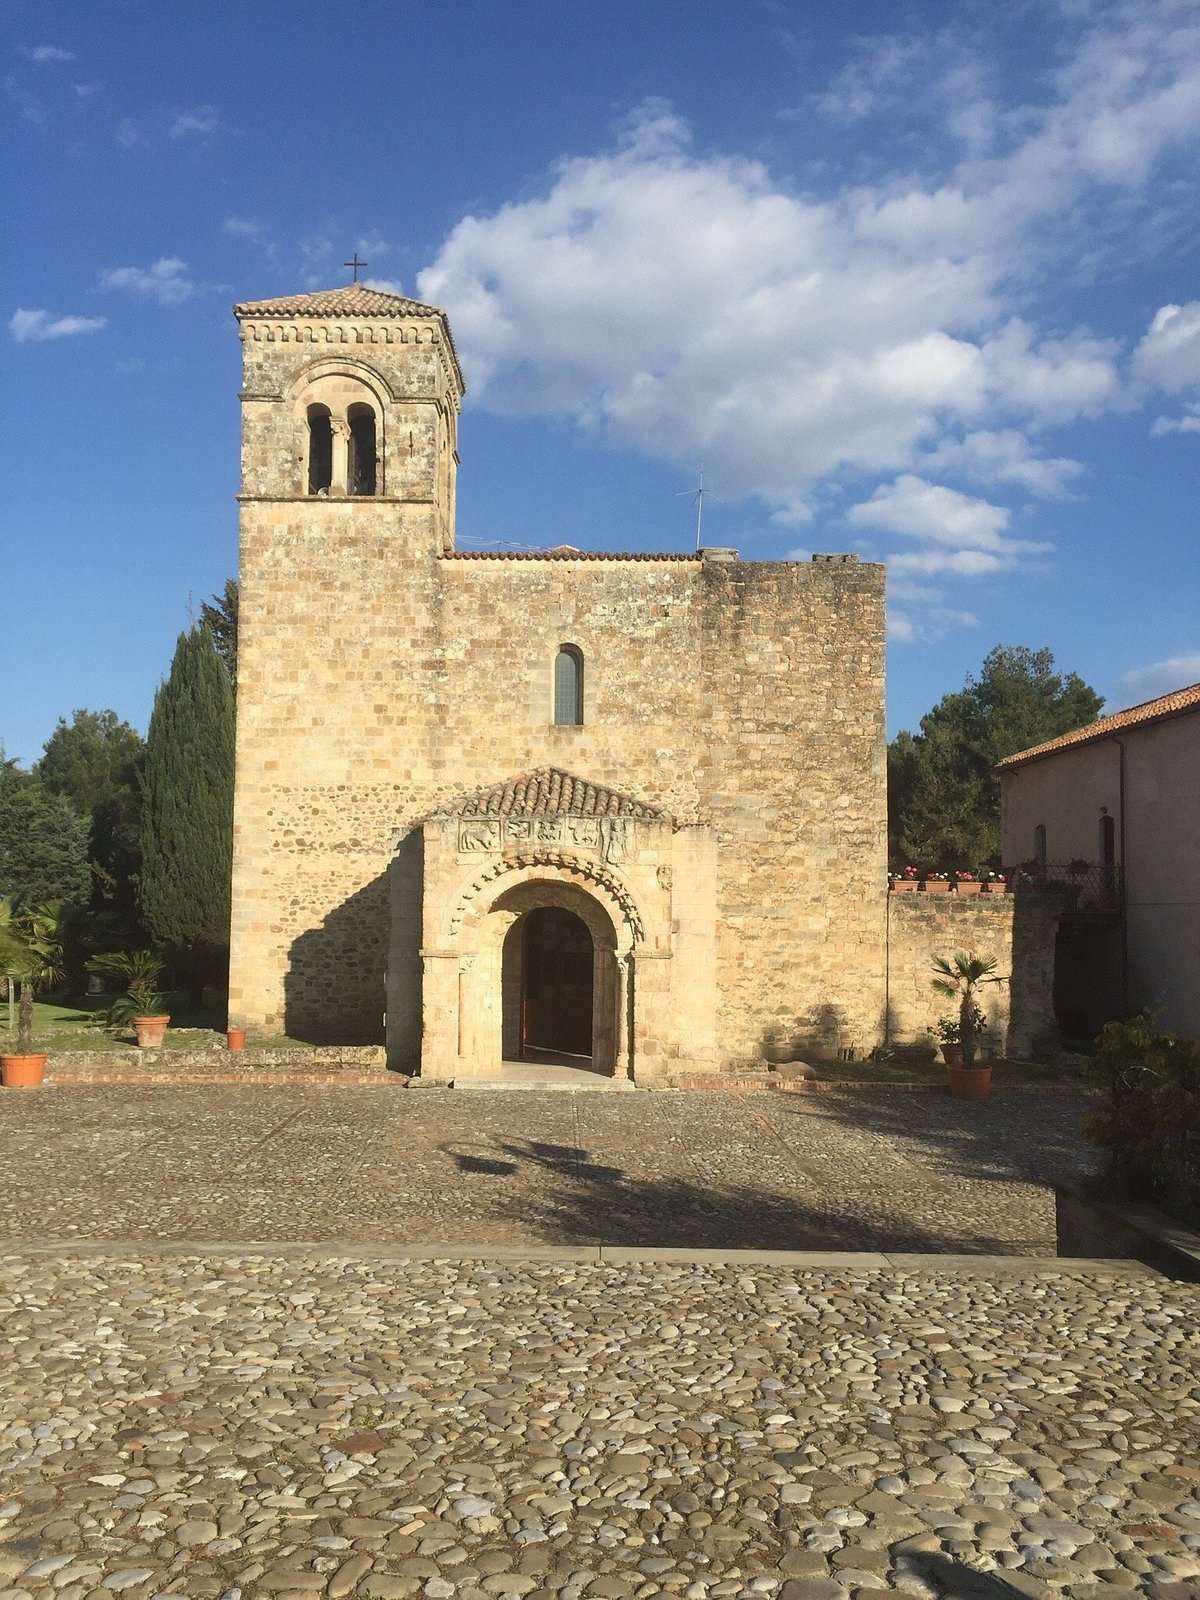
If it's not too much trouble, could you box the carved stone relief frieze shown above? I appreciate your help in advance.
[458,819,502,854]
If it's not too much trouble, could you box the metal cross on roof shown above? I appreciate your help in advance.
[344,252,368,283]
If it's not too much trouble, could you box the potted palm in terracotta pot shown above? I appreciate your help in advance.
[0,899,65,1087]
[931,951,1004,1101]
[87,949,170,1048]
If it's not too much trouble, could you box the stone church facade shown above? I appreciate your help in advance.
[227,285,890,1081]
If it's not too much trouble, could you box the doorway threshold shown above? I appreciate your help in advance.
[455,1061,637,1090]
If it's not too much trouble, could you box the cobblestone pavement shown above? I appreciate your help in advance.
[0,1085,1095,1253]
[1,1252,1198,1599]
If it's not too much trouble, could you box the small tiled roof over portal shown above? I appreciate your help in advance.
[451,768,664,820]
[995,681,1200,771]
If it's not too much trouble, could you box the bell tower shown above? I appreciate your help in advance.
[233,285,465,550]
[228,286,466,1035]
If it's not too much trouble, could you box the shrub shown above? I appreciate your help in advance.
[1084,1014,1200,1228]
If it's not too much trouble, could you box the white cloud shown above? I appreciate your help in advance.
[919,429,1084,498]
[1133,302,1200,393]
[9,308,106,343]
[1152,406,1200,436]
[170,104,219,138]
[418,2,1197,533]
[98,256,195,306]
[849,476,1012,549]
[888,605,979,644]
[1119,653,1200,699]
[116,117,144,149]
[888,548,1028,578]
[363,277,405,297]
[223,215,264,240]
[813,34,923,124]
[17,45,75,64]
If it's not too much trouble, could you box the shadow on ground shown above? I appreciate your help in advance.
[438,1128,1059,1253]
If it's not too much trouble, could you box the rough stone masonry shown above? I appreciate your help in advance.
[227,285,1043,1079]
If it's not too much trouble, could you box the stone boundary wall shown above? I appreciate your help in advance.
[885,891,1060,1059]
[45,1045,388,1075]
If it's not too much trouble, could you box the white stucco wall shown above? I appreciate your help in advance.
[999,711,1200,1037]
[999,741,1120,867]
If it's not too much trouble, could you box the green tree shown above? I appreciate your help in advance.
[35,709,145,927]
[889,645,1104,870]
[200,578,239,693]
[0,764,91,909]
[35,708,144,814]
[139,627,235,1003]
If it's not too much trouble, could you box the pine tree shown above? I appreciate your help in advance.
[139,627,235,1004]
[888,645,1103,870]
[0,763,91,909]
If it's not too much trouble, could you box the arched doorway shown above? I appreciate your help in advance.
[518,905,594,1059]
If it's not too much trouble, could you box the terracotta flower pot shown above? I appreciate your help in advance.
[986,881,1008,894]
[890,879,919,892]
[948,1063,992,1101]
[133,1015,170,1049]
[940,1043,963,1067]
[955,880,982,895]
[226,1028,247,1052]
[2,1054,48,1087]
[922,879,950,893]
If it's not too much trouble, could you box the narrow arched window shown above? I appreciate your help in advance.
[347,403,377,496]
[1034,824,1047,863]
[554,645,584,725]
[307,404,332,495]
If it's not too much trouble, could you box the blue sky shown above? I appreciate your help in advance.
[4,0,1199,764]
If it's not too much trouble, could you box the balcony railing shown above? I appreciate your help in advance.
[1012,861,1123,913]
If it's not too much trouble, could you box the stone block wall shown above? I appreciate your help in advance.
[885,890,1060,1058]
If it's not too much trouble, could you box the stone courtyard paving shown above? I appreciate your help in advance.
[1,1251,1198,1600]
[2,1085,1198,1599]
[0,1084,1096,1252]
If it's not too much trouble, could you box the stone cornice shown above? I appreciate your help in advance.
[238,317,464,402]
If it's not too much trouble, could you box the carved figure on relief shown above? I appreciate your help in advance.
[601,818,629,864]
[566,817,600,850]
[459,820,501,853]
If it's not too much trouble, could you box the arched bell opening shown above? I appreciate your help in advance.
[306,404,333,495]
[347,402,378,496]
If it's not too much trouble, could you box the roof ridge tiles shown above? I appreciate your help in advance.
[995,681,1200,770]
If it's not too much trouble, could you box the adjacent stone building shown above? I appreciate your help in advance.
[227,285,892,1079]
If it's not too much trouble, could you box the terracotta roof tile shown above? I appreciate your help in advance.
[995,681,1200,770]
[233,286,444,319]
[454,768,663,819]
[441,550,699,562]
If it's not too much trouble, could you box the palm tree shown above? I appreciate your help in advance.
[931,951,1004,1068]
[0,900,66,1054]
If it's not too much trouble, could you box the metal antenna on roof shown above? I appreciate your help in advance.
[458,534,540,551]
[675,467,708,550]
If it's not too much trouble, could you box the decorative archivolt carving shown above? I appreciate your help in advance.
[450,851,644,943]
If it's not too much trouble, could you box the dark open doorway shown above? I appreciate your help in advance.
[521,905,594,1059]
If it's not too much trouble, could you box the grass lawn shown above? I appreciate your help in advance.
[0,993,313,1054]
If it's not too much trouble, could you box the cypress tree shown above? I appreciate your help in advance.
[139,627,235,1005]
